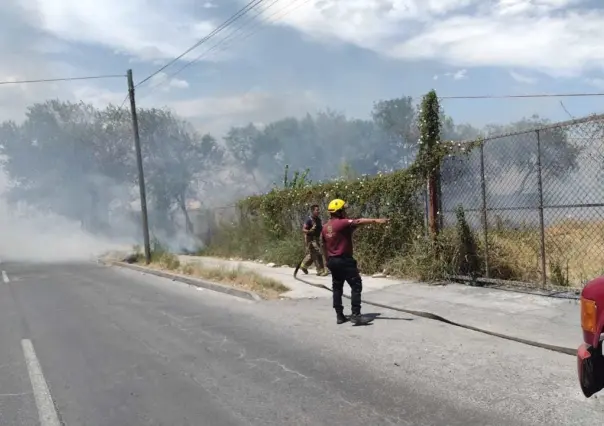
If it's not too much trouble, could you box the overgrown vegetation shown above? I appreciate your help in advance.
[204,91,473,277]
[202,90,594,288]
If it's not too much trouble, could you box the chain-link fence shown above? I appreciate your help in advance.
[441,113,604,288]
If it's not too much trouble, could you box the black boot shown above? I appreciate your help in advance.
[336,310,348,324]
[350,313,372,326]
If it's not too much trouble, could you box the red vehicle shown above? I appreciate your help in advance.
[578,276,604,397]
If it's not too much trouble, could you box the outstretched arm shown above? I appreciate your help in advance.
[349,218,389,227]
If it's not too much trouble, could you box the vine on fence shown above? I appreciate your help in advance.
[208,90,478,275]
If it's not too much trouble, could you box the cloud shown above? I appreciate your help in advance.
[586,78,604,89]
[168,90,323,135]
[169,78,190,89]
[509,71,537,84]
[72,86,127,109]
[275,0,604,77]
[433,69,467,81]
[445,69,467,80]
[148,72,190,92]
[22,0,218,61]
[0,1,75,121]
[56,87,324,137]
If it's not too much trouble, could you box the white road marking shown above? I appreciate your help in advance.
[21,339,61,426]
[2,271,8,283]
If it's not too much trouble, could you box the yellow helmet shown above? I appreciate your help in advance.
[327,199,347,213]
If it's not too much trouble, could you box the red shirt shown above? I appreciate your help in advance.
[321,217,359,258]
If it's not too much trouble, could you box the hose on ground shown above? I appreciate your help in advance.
[293,275,576,356]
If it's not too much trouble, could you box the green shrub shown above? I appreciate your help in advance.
[384,229,459,281]
[260,233,305,266]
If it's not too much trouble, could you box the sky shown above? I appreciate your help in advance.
[2,0,604,136]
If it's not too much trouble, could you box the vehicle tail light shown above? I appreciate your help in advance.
[581,297,597,334]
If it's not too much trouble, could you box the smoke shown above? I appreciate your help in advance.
[0,168,133,263]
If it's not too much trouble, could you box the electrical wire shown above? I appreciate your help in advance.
[156,0,287,82]
[135,0,268,88]
[117,93,130,111]
[0,74,126,86]
[149,0,308,90]
[440,92,604,99]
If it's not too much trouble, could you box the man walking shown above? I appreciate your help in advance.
[296,204,328,277]
[321,199,389,326]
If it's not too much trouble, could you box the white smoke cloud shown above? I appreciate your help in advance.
[0,168,134,263]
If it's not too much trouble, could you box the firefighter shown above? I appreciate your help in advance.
[297,204,328,276]
[321,199,389,325]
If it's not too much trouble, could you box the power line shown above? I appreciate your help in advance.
[149,0,307,91]
[440,92,604,99]
[135,0,267,88]
[157,0,288,82]
[0,74,126,86]
[118,93,130,111]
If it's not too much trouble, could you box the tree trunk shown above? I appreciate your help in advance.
[178,195,194,235]
[428,172,440,239]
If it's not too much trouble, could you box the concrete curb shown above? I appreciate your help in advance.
[104,261,263,301]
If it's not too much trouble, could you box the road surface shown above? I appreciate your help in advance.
[0,261,600,425]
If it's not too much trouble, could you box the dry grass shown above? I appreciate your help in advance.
[137,252,289,299]
[381,219,604,288]
[486,219,604,286]
[192,216,604,289]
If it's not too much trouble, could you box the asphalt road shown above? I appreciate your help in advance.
[0,261,601,426]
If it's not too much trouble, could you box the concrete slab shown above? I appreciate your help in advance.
[364,282,581,349]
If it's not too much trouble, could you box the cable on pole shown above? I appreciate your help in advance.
[148,0,308,92]
[134,0,267,88]
[440,92,604,99]
[166,0,309,80]
[0,74,126,86]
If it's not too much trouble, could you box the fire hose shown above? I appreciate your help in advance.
[293,273,576,356]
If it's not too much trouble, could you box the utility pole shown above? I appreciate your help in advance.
[127,69,151,264]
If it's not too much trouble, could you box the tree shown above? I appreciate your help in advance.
[438,117,483,204]
[417,90,442,238]
[223,123,264,187]
[0,100,131,232]
[136,108,223,236]
[482,115,581,195]
[0,100,224,244]
[371,96,418,170]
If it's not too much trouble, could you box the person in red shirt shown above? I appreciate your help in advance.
[321,198,389,326]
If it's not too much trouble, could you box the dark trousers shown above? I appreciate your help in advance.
[326,256,363,315]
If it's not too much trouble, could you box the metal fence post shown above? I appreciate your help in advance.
[535,130,547,287]
[479,141,490,278]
